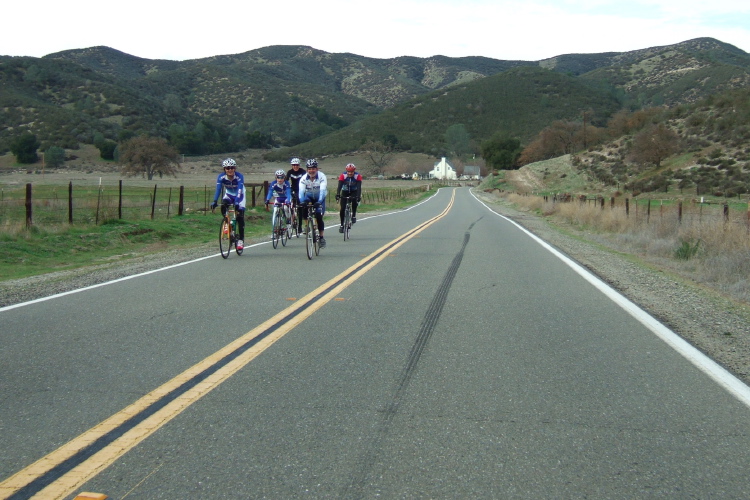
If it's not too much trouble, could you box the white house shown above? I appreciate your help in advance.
[429,157,457,180]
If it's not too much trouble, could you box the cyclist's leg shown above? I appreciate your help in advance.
[236,208,245,240]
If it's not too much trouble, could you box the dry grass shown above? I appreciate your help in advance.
[505,192,750,303]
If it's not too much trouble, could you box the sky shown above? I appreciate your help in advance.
[2,0,750,62]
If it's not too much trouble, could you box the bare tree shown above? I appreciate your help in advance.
[119,136,181,180]
[362,139,394,176]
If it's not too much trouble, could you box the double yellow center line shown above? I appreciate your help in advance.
[1,190,455,500]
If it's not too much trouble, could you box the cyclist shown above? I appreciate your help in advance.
[286,158,306,234]
[298,158,328,248]
[211,158,246,250]
[265,169,293,232]
[335,163,363,233]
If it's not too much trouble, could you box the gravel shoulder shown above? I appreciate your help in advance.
[3,189,749,390]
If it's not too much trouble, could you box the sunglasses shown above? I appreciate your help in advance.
[224,166,236,170]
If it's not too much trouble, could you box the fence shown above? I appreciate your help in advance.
[0,181,269,228]
[542,193,750,231]
[0,182,431,228]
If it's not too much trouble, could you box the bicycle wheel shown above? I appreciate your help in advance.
[281,214,289,247]
[272,209,281,249]
[219,218,231,259]
[343,202,351,241]
[313,220,320,256]
[289,209,298,238]
[306,217,314,260]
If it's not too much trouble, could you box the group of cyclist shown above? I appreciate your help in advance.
[211,157,362,252]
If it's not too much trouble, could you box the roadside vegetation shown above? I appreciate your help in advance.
[0,185,437,282]
[482,176,750,305]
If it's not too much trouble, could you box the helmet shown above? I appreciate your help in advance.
[222,158,237,168]
[306,159,318,168]
[345,163,356,172]
[275,169,286,178]
[290,157,300,165]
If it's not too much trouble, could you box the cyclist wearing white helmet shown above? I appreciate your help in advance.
[286,157,306,234]
[298,159,328,248]
[265,169,293,230]
[211,158,246,250]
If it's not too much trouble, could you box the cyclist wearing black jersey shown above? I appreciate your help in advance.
[286,158,306,234]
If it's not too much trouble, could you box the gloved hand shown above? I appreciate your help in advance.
[357,197,361,203]
[335,194,340,201]
[210,201,218,210]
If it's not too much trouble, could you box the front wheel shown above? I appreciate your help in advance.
[272,211,281,249]
[219,219,231,259]
[306,217,314,260]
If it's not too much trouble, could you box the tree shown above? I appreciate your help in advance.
[362,139,395,175]
[480,135,522,171]
[119,136,181,180]
[10,132,41,164]
[45,146,66,168]
[630,123,680,168]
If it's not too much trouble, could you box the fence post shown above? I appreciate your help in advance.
[167,187,172,217]
[25,183,32,228]
[119,180,123,219]
[678,200,683,224]
[151,184,157,220]
[625,198,630,217]
[647,199,651,223]
[724,203,729,223]
[179,186,184,216]
[68,181,73,224]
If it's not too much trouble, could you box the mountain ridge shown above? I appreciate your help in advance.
[1,37,749,156]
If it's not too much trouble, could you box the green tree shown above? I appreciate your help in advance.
[119,136,181,180]
[10,132,41,164]
[480,135,522,170]
[45,146,66,168]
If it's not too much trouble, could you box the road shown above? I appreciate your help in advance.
[2,187,750,499]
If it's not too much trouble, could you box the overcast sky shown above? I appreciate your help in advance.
[2,0,750,62]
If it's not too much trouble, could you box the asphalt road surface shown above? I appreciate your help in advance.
[2,187,750,499]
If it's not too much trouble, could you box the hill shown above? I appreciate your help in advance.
[1,38,749,159]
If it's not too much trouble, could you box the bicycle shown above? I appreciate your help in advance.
[304,201,320,260]
[289,196,299,238]
[341,195,355,241]
[215,204,242,258]
[268,201,290,249]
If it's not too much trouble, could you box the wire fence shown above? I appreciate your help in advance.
[0,181,433,228]
[543,193,750,232]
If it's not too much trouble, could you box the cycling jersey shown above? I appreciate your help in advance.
[298,171,328,204]
[286,167,307,196]
[337,171,362,197]
[266,180,292,205]
[213,171,246,209]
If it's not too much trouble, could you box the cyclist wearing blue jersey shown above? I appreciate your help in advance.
[265,169,293,230]
[298,158,328,248]
[211,158,246,250]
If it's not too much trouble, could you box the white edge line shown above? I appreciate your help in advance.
[471,190,750,409]
[1,190,444,313]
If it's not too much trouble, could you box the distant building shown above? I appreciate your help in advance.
[462,165,481,180]
[429,157,457,180]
